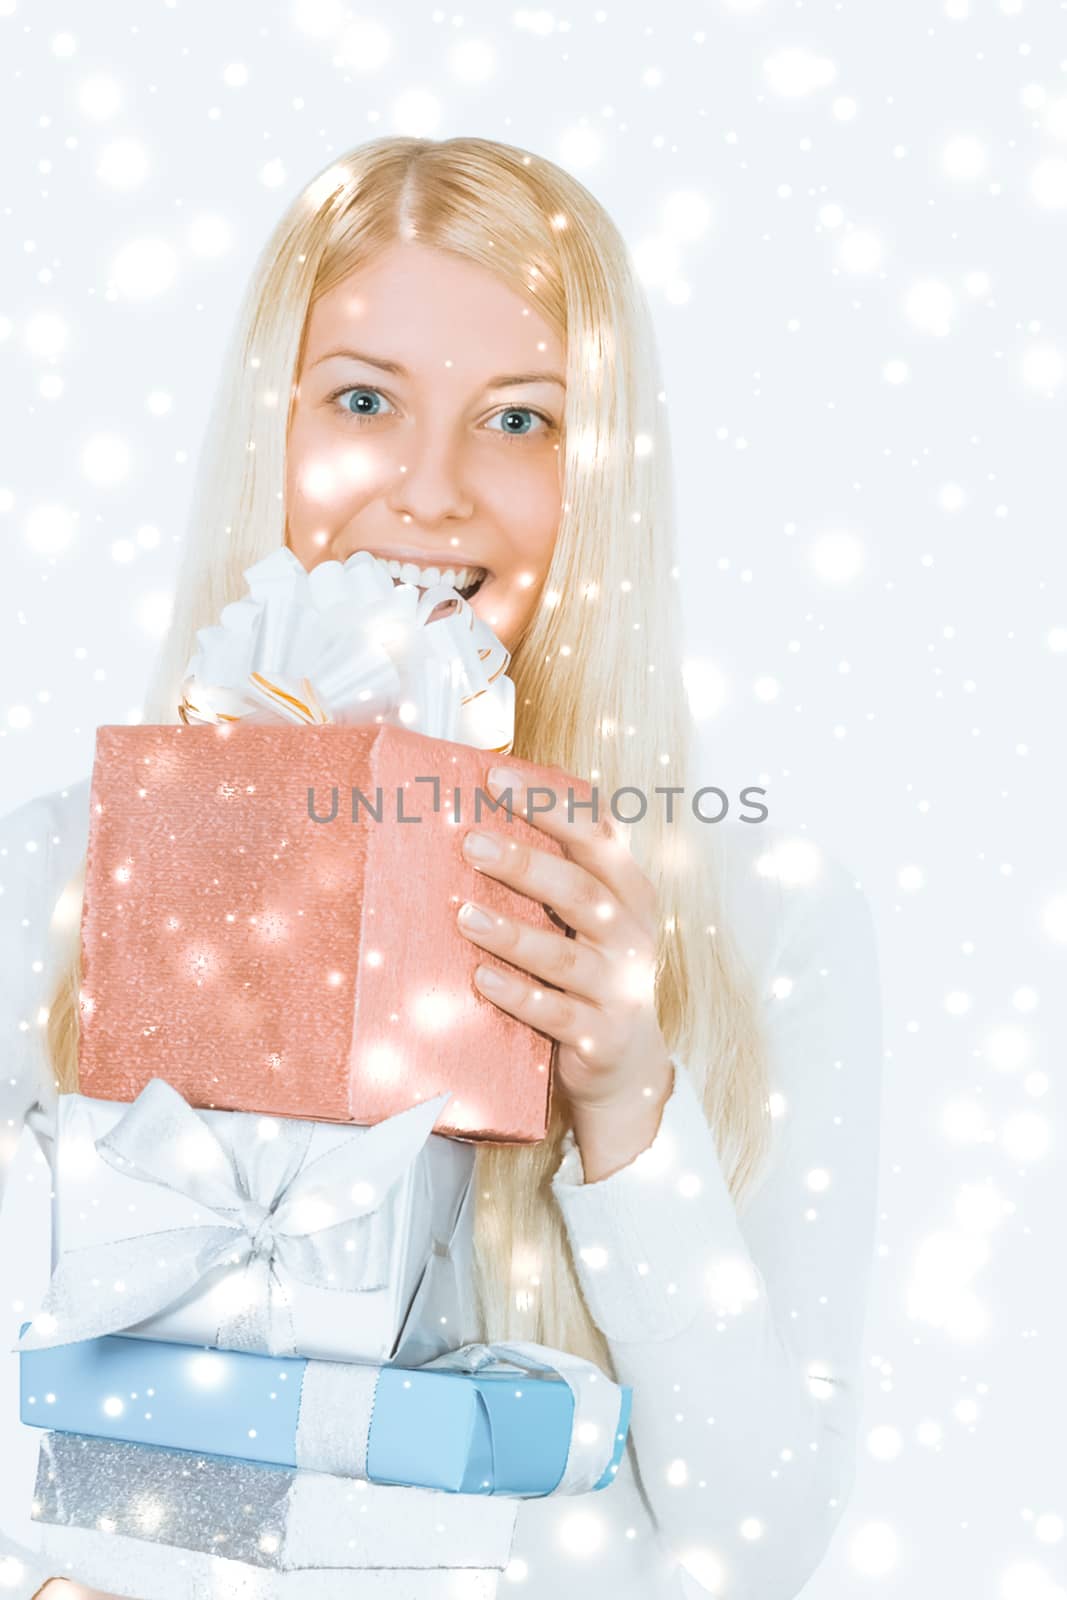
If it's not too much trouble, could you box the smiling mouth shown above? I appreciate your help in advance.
[366,551,491,602]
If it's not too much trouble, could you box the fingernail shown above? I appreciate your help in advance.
[488,766,523,796]
[458,901,493,932]
[475,964,506,992]
[463,831,501,861]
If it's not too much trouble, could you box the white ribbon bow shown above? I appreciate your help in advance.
[18,1078,452,1357]
[178,545,515,753]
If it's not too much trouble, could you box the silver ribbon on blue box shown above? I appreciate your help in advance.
[22,1333,632,1496]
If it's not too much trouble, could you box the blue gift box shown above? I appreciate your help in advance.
[20,1330,631,1496]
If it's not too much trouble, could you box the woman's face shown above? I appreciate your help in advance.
[284,240,566,651]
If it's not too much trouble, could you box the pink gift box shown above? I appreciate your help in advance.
[77,723,591,1142]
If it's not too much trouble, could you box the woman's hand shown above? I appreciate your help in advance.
[457,764,675,1181]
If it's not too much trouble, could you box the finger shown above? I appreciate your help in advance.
[483,766,655,915]
[470,960,606,1058]
[462,830,632,946]
[457,900,607,1005]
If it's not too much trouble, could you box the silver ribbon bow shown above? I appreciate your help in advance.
[18,1078,452,1357]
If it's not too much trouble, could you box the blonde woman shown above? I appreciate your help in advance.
[0,136,883,1600]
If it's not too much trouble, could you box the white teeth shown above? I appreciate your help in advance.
[368,552,487,593]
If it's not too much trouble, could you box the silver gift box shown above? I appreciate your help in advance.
[32,1432,520,1584]
[27,1086,479,1366]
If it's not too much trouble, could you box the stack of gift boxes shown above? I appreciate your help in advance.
[17,550,631,1592]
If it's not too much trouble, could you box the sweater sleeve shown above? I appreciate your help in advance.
[0,794,70,1600]
[550,847,883,1600]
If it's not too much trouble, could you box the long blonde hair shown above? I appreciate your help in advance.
[45,136,770,1370]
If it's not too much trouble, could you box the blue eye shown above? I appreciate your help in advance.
[329,386,396,419]
[484,406,551,438]
[326,385,554,439]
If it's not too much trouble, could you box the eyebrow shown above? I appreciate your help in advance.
[309,348,566,389]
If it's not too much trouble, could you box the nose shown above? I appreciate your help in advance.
[383,418,475,530]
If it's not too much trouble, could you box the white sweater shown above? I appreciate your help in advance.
[0,778,882,1600]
